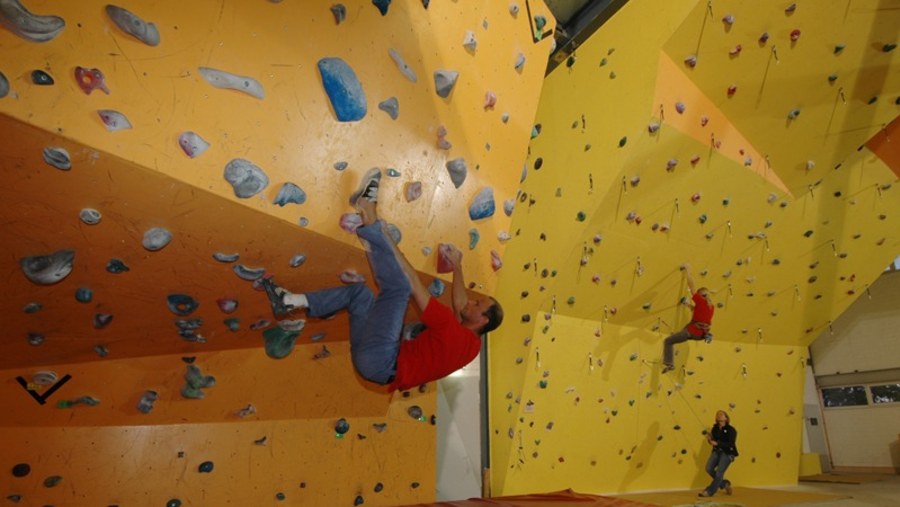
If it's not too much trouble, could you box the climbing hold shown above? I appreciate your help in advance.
[28,332,44,345]
[690,154,701,165]
[354,495,364,506]
[501,112,510,123]
[74,66,110,94]
[333,161,348,172]
[463,30,477,52]
[788,108,801,120]
[198,461,214,473]
[867,96,878,105]
[31,69,53,85]
[674,102,686,114]
[428,279,445,297]
[834,44,846,54]
[98,109,132,131]
[729,44,742,56]
[407,405,424,420]
[289,254,306,268]
[374,482,384,493]
[666,159,678,171]
[178,131,210,158]
[446,158,467,188]
[618,136,627,147]
[491,250,502,271]
[75,287,92,303]
[335,417,350,435]
[758,31,770,44]
[340,270,365,284]
[318,57,367,121]
[106,258,129,273]
[79,208,102,225]
[224,318,240,332]
[684,54,697,68]
[330,4,346,24]
[278,320,305,332]
[647,122,660,134]
[388,48,417,82]
[698,214,708,224]
[273,182,307,206]
[42,146,71,170]
[576,211,586,221]
[213,252,239,263]
[372,0,391,15]
[434,70,459,98]
[722,14,734,26]
[0,71,8,98]
[12,463,30,477]
[436,244,455,273]
[143,227,172,251]
[883,43,897,52]
[199,67,264,99]
[216,299,238,314]
[43,475,62,487]
[484,90,497,110]
[224,159,269,198]
[469,187,495,220]
[166,499,182,507]
[385,223,402,244]
[105,5,159,46]
[404,181,422,202]
[790,29,801,41]
[0,0,65,42]
[727,84,737,96]
[785,2,797,13]
[20,249,74,285]
[136,390,158,413]
[182,364,215,399]
[233,264,265,281]
[167,294,199,315]
[466,228,480,250]
[377,97,399,120]
[691,192,701,203]
[339,213,363,233]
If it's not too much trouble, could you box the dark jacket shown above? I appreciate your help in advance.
[710,423,739,457]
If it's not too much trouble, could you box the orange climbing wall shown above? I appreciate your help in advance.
[489,0,899,497]
[0,0,554,505]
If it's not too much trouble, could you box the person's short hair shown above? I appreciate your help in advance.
[479,298,504,335]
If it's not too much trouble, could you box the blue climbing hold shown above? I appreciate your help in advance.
[273,182,307,206]
[107,258,130,273]
[198,461,214,473]
[469,187,495,220]
[335,418,350,434]
[372,0,391,15]
[167,294,199,316]
[318,58,367,122]
[75,287,93,303]
[468,228,480,249]
[428,279,445,297]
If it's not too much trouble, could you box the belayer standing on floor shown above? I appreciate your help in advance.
[699,410,738,497]
[661,263,714,373]
[261,168,503,391]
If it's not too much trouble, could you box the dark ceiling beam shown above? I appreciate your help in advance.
[546,0,630,74]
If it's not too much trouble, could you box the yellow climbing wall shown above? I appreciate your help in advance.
[490,0,899,496]
[0,0,554,505]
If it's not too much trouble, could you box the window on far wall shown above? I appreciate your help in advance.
[821,386,868,407]
[870,383,900,404]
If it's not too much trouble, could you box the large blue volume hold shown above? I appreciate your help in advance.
[318,57,367,122]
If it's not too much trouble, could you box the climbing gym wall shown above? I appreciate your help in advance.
[490,0,899,496]
[0,1,554,505]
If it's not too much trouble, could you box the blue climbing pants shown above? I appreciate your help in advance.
[703,449,734,496]
[304,220,411,384]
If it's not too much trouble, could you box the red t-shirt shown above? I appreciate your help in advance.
[389,298,482,392]
[686,292,714,336]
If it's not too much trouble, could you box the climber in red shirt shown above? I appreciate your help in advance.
[262,168,503,390]
[662,263,714,373]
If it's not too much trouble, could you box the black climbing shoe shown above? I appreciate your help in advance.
[661,364,675,374]
[349,167,381,206]
[260,277,294,318]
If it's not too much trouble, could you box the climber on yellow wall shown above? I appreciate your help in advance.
[661,263,714,373]
[261,168,503,391]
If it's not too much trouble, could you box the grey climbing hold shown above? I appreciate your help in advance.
[198,67,264,99]
[388,48,417,82]
[468,228,479,249]
[224,159,269,198]
[79,208,101,225]
[105,5,159,46]
[433,70,459,98]
[28,332,44,345]
[136,390,158,413]
[23,302,42,313]
[43,475,63,487]
[273,182,307,206]
[469,187,495,220]
[289,254,306,268]
[0,71,8,98]
[378,97,399,119]
[386,168,400,177]
[503,199,514,216]
[175,318,203,331]
[0,0,65,42]
[20,249,75,285]
[318,57,367,122]
[167,294,199,316]
[514,53,526,71]
[75,287,92,303]
[463,31,477,52]
[224,318,240,331]
[446,158,467,188]
[42,147,70,170]
[428,279,445,297]
[340,212,363,234]
[178,131,210,158]
[331,4,346,24]
[333,161,348,171]
[213,252,239,263]
[405,181,422,202]
[98,109,132,131]
[233,264,265,281]
[143,227,172,251]
[264,325,302,359]
[106,258,129,273]
[217,298,238,314]
[407,405,423,419]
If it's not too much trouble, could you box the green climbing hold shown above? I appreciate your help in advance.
[538,379,548,389]
[618,136,627,147]
[263,326,302,359]
[576,211,586,221]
